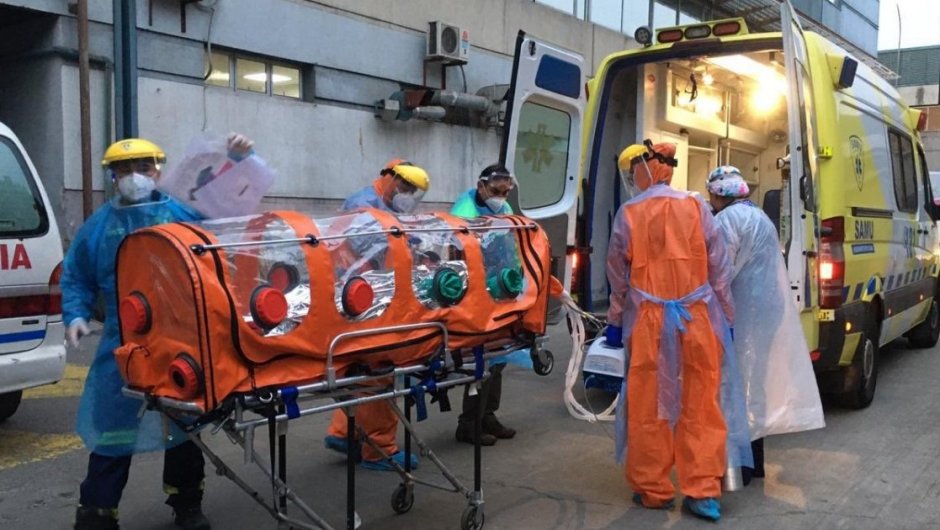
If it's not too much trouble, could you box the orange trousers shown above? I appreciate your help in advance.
[327,401,400,461]
[626,302,726,505]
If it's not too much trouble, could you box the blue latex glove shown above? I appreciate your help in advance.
[605,325,623,348]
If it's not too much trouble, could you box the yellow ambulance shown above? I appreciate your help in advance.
[500,1,937,408]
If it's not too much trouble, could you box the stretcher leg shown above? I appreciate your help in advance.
[191,426,334,530]
[392,388,415,514]
[345,405,358,530]
[278,403,288,514]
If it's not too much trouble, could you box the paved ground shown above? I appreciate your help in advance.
[2,322,940,529]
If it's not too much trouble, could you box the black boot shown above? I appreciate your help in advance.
[166,493,211,530]
[74,506,119,530]
[455,422,497,446]
[482,415,516,439]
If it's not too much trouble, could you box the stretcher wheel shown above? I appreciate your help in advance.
[460,505,484,530]
[390,483,414,514]
[532,348,554,376]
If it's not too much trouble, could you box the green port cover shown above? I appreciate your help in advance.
[499,267,523,297]
[433,268,465,305]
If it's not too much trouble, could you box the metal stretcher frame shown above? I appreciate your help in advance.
[123,321,554,530]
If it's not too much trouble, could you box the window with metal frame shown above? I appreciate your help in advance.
[205,50,302,100]
[889,130,918,213]
[512,101,572,210]
[0,137,48,237]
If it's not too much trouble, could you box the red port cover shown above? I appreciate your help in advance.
[343,277,374,317]
[119,293,151,334]
[169,355,201,400]
[252,287,288,327]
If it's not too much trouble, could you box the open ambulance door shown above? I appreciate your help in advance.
[501,31,585,308]
[780,1,820,312]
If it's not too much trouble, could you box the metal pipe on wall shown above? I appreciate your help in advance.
[77,0,93,219]
[113,0,138,140]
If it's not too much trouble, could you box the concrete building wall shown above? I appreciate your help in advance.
[925,133,940,172]
[1,0,638,243]
[898,86,940,108]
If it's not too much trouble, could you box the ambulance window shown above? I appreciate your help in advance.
[0,137,47,237]
[889,131,917,213]
[512,101,571,210]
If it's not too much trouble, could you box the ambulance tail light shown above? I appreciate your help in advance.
[0,262,64,319]
[819,216,845,309]
[916,110,928,132]
[48,262,63,316]
[712,20,743,36]
[656,29,684,44]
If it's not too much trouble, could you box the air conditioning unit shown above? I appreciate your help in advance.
[427,21,469,65]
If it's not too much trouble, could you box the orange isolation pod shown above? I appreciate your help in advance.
[250,286,289,329]
[169,353,204,400]
[119,291,152,334]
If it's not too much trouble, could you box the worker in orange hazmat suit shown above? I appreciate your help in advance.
[605,140,751,521]
[323,159,428,471]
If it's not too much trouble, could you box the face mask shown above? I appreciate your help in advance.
[485,196,506,213]
[391,192,419,213]
[117,172,156,203]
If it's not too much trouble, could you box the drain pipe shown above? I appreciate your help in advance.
[429,90,500,118]
[375,88,502,123]
[77,0,93,219]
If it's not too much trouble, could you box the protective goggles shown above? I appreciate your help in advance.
[109,158,161,178]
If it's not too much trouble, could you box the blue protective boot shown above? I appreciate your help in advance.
[360,450,419,472]
[683,497,721,522]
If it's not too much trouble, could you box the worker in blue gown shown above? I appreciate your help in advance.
[63,134,255,530]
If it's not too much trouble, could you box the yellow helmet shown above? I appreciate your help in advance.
[101,138,166,167]
[392,163,430,191]
[618,144,650,171]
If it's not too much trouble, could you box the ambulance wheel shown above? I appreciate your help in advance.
[0,391,22,422]
[391,484,414,514]
[907,298,940,348]
[532,349,554,376]
[840,317,879,409]
[460,505,484,530]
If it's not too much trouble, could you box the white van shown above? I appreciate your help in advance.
[0,121,66,421]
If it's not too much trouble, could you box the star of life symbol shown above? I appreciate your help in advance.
[522,123,555,173]
[849,135,864,191]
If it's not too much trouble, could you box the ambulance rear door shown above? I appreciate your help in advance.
[780,0,820,312]
[501,31,585,298]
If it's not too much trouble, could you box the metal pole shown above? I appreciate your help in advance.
[675,0,681,25]
[77,0,93,219]
[648,0,655,29]
[895,1,902,87]
[114,0,139,140]
[124,0,138,138]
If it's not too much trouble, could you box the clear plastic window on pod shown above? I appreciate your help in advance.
[465,217,528,302]
[199,214,309,336]
[398,214,469,309]
[318,212,395,320]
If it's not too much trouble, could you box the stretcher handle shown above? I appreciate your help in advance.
[326,321,450,389]
[188,224,538,254]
